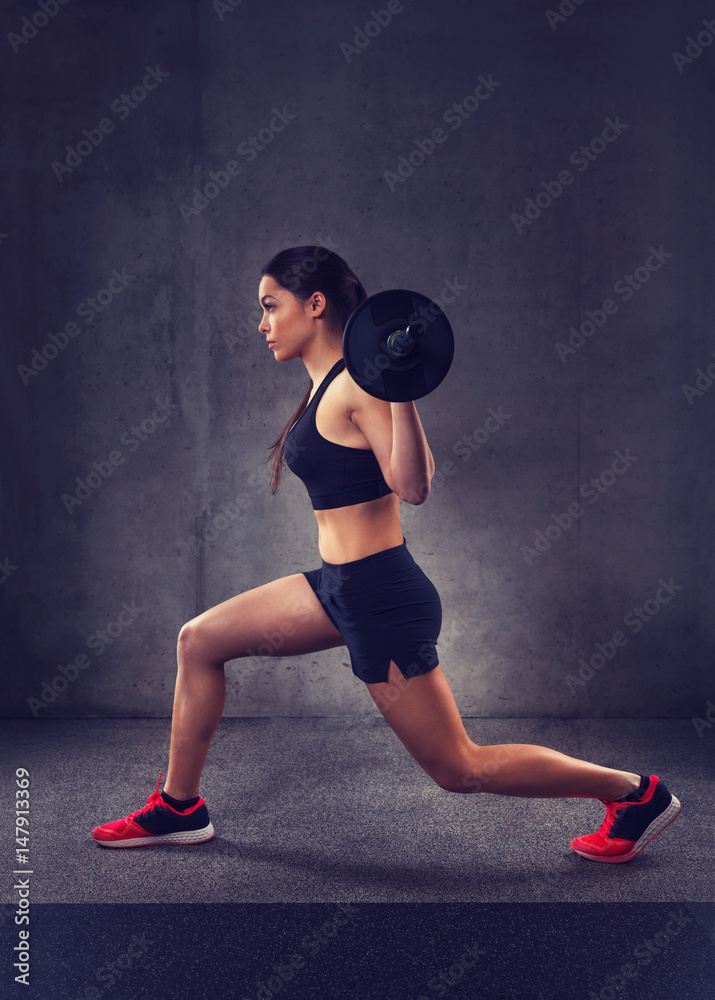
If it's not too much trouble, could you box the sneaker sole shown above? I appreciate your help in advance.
[571,795,681,863]
[93,822,215,848]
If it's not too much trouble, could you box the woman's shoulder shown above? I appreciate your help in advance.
[333,364,390,417]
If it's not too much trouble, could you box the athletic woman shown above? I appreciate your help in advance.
[92,246,681,863]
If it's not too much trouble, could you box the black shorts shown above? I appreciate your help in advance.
[303,538,442,685]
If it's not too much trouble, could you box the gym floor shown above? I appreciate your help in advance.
[1,715,711,904]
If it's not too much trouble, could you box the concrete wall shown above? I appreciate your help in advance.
[2,0,712,719]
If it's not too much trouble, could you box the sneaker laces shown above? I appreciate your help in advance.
[126,772,166,821]
[597,797,628,838]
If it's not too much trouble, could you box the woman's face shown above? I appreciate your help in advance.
[258,274,325,362]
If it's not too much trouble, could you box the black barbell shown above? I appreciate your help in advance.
[342,288,454,402]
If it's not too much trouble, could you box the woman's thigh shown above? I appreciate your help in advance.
[365,662,475,779]
[180,573,345,664]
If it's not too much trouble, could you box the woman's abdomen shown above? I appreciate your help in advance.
[314,493,404,563]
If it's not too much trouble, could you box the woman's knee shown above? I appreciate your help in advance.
[432,745,515,794]
[177,616,223,664]
[421,753,481,794]
[433,768,482,794]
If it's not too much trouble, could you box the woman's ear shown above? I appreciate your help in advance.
[310,291,328,317]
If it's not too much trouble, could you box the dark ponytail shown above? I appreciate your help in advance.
[260,246,368,494]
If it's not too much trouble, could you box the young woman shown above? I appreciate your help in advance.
[92,246,681,863]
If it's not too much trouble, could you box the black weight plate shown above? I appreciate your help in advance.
[342,288,454,402]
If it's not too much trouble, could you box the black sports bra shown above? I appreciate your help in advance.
[284,359,393,510]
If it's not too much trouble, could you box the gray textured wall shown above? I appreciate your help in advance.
[1,0,712,719]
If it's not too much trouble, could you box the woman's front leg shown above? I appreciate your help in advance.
[163,572,346,800]
[163,635,226,801]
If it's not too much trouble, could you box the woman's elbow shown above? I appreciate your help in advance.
[398,480,431,506]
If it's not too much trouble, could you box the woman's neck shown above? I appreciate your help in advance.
[301,339,344,389]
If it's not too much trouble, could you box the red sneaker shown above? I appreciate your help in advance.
[570,775,681,863]
[92,774,215,848]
